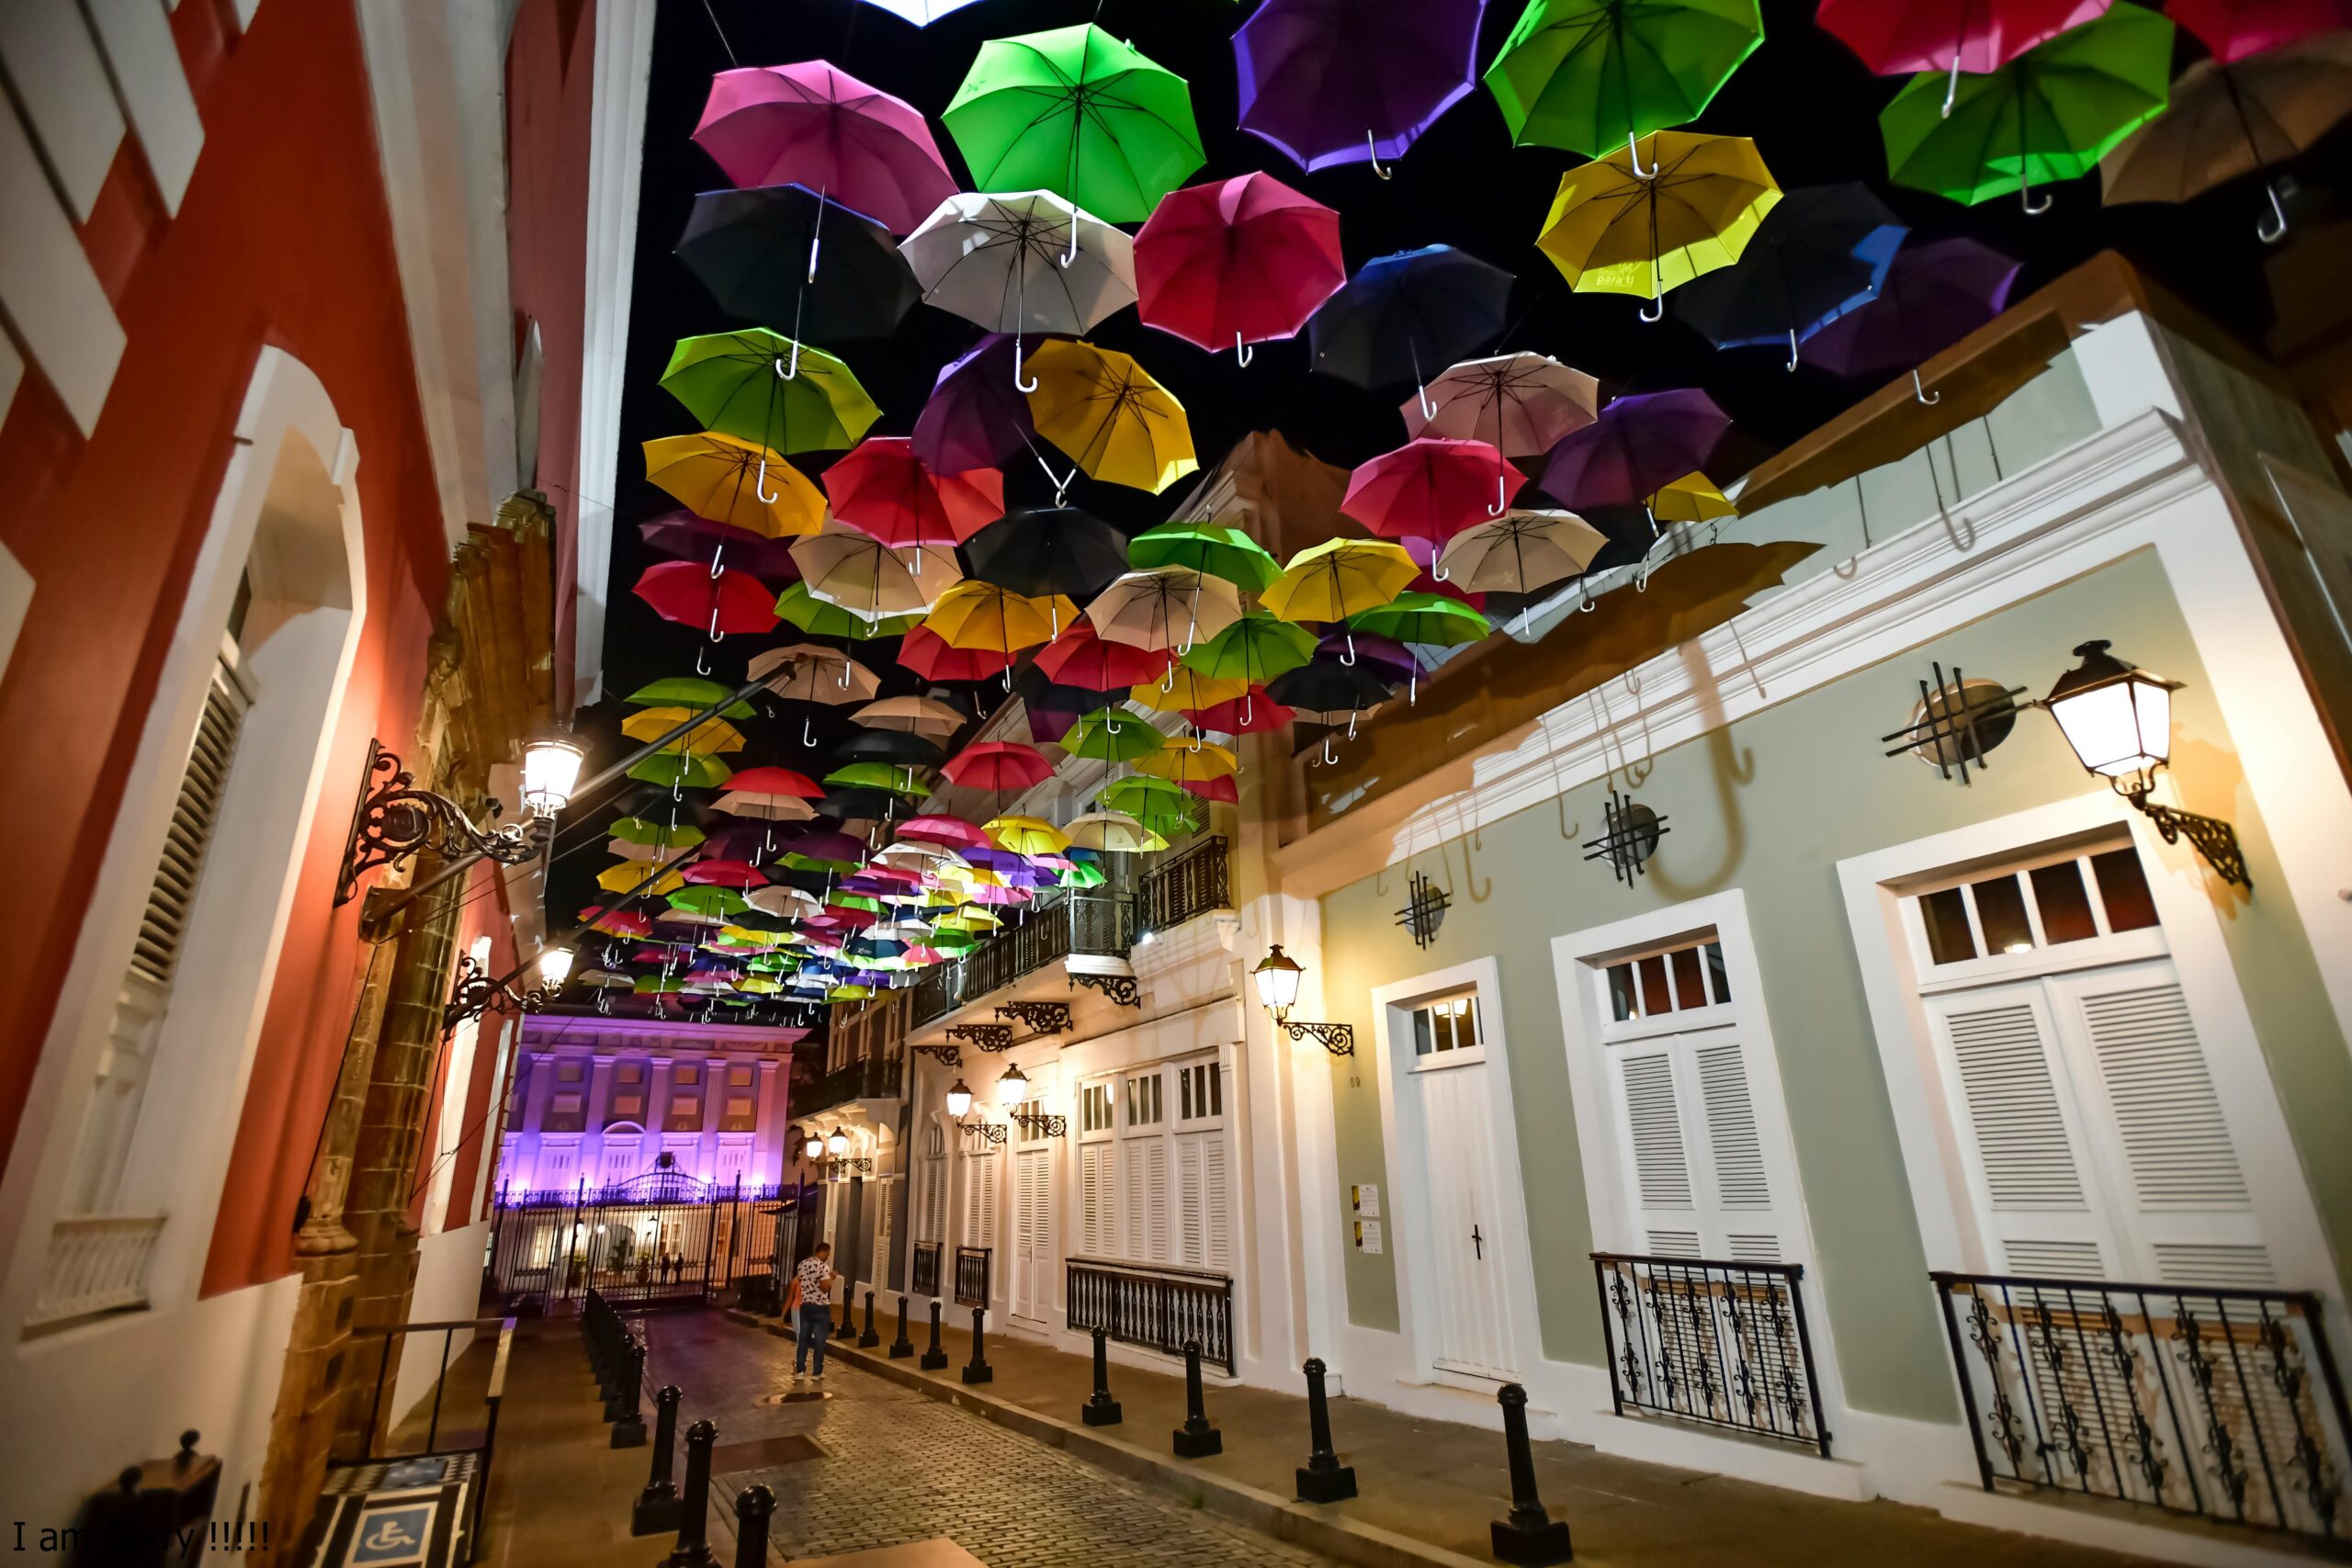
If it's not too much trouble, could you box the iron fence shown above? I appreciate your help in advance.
[1139,836,1231,934]
[485,1172,787,1312]
[1067,1259,1236,1378]
[1931,1270,2352,1544]
[799,1052,905,1119]
[912,1240,943,1299]
[955,1245,991,1309]
[346,1315,514,1562]
[1591,1252,1831,1456]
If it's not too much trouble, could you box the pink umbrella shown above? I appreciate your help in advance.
[1135,173,1345,362]
[683,859,771,888]
[2169,0,2350,64]
[899,814,992,851]
[1342,438,1526,543]
[693,62,958,237]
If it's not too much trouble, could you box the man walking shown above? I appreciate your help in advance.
[791,1243,837,1381]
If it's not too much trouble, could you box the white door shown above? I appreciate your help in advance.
[713,1137,752,1191]
[1416,1055,1517,1379]
[539,1139,578,1193]
[597,1134,641,1188]
[1012,1145,1052,1321]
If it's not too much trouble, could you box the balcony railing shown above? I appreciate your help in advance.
[1139,835,1230,935]
[908,889,1137,1026]
[1931,1270,2352,1545]
[28,1213,168,1329]
[911,1240,942,1299]
[955,1245,991,1309]
[1592,1252,1831,1456]
[798,1052,904,1119]
[1067,1258,1236,1378]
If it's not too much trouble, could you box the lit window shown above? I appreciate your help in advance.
[1911,842,2159,966]
[1410,993,1481,1055]
[1603,940,1730,1022]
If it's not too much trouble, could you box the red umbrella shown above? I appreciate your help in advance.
[899,814,992,851]
[1818,1,2111,106]
[631,561,780,637]
[1183,774,1240,805]
[899,625,1014,682]
[1343,438,1526,544]
[825,436,1006,550]
[1136,172,1346,360]
[943,741,1054,791]
[1033,620,1175,690]
[1188,691,1294,734]
[692,62,959,236]
[2169,0,2349,63]
[683,858,770,888]
[589,908,654,938]
[727,765,824,798]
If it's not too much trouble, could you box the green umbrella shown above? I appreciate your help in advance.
[929,927,983,952]
[660,329,881,456]
[609,816,706,850]
[775,581,922,640]
[944,23,1205,224]
[628,753,733,791]
[1060,707,1166,763]
[1057,860,1109,890]
[1349,592,1492,647]
[668,886,751,918]
[1883,7,2174,212]
[783,852,865,874]
[829,892,885,914]
[1182,611,1317,685]
[626,676,756,718]
[634,976,693,994]
[1485,0,1765,162]
[1126,518,1282,593]
[826,761,933,797]
[1101,773,1192,818]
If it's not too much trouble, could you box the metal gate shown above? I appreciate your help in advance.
[485,1171,793,1312]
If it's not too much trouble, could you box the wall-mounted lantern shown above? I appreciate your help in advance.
[1250,945,1355,1056]
[443,945,572,1037]
[339,735,582,927]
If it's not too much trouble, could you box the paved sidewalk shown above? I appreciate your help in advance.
[726,1303,2159,1568]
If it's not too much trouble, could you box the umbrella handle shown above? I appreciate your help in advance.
[1787,329,1800,374]
[696,644,713,676]
[1431,558,1450,581]
[709,541,726,579]
[1912,367,1941,407]
[1418,382,1440,421]
[1340,631,1357,667]
[777,342,801,381]
[1627,130,1656,179]
[1236,333,1254,368]
[840,655,854,690]
[1013,333,1039,394]
[2259,182,2289,245]
[804,716,817,748]
[1942,53,1961,119]
[2019,182,2052,216]
[708,604,727,644]
[1638,294,1665,324]
[1408,669,1417,705]
[808,186,827,284]
[1578,581,1596,613]
[755,458,781,505]
[1490,471,1508,517]
[1320,736,1337,765]
[1241,690,1252,728]
[1365,130,1394,180]
[1058,198,1082,268]
[1346,710,1358,740]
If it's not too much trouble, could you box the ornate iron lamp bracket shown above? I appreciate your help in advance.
[1006,1108,1069,1138]
[995,1000,1072,1033]
[340,740,538,925]
[944,1023,1014,1053]
[1071,973,1141,1008]
[2131,788,2252,890]
[910,1043,965,1068]
[443,953,560,1037]
[958,1119,1009,1147]
[1280,1020,1356,1056]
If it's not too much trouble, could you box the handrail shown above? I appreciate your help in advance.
[1591,1251,1830,1457]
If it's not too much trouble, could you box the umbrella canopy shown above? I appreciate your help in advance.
[824,436,1005,548]
[774,581,924,640]
[1819,0,2110,79]
[911,334,1043,474]
[1191,690,1295,732]
[1266,660,1394,716]
[1882,6,2174,210]
[1234,0,1489,174]
[924,580,1076,652]
[1134,739,1239,783]
[625,677,755,718]
[751,643,882,703]
[1182,611,1318,685]
[1800,235,2021,383]
[965,506,1134,600]
[899,626,1015,682]
[691,61,958,235]
[639,511,803,578]
[632,562,780,637]
[1321,630,1419,682]
[630,753,734,791]
[793,523,963,620]
[985,815,1072,855]
[1486,0,1764,158]
[1437,510,1609,593]
[899,192,1137,344]
[643,434,825,538]
[1350,592,1492,647]
[1674,183,1907,366]
[611,817,705,850]
[1402,353,1600,457]
[944,24,1205,223]
[599,861,686,895]
[1652,472,1739,525]
[683,859,770,889]
[2100,35,2352,243]
[1135,172,1346,355]
[675,185,920,342]
[714,790,818,823]
[1087,568,1242,650]
[1543,390,1733,511]
[1344,438,1528,543]
[1060,708,1167,763]
[1023,342,1199,494]
[856,695,967,736]
[1101,774,1198,819]
[1126,518,1283,592]
[1263,538,1420,623]
[1034,619,1176,689]
[1310,246,1515,394]
[622,706,745,755]
[1538,131,1781,310]
[1064,811,1159,853]
[1131,669,1249,715]
[826,761,931,797]
[837,727,944,766]
[2170,0,2350,65]
[660,329,882,456]
[944,741,1053,791]
[900,814,994,850]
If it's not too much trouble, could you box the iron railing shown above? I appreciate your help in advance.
[1139,835,1231,934]
[908,889,1137,1026]
[1067,1258,1236,1378]
[28,1213,168,1328]
[349,1315,515,1561]
[1931,1271,2352,1544]
[911,1240,943,1299]
[955,1245,991,1309]
[1592,1252,1831,1456]
[799,1052,905,1118]
[485,1176,787,1310]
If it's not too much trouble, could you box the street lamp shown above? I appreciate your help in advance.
[1251,945,1355,1056]
[520,732,587,818]
[2039,641,2250,888]
[945,1078,975,1119]
[803,1132,825,1162]
[826,1129,848,1156]
[443,945,573,1036]
[994,1061,1030,1110]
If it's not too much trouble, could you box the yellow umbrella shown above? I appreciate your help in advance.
[1129,669,1246,715]
[1024,340,1199,495]
[622,706,746,755]
[597,861,686,895]
[1537,132,1780,319]
[642,432,826,537]
[984,816,1072,856]
[1136,740,1238,783]
[1262,537,1419,624]
[935,908,1002,931]
[1065,810,1159,852]
[922,581,1077,653]
[1652,471,1738,525]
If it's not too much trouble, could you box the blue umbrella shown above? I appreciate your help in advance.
[1308,246,1515,411]
[1673,184,1908,370]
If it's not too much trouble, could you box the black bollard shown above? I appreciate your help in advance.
[860,1289,880,1348]
[920,1298,948,1371]
[1488,1383,1573,1565]
[961,1307,994,1384]
[1080,1325,1122,1427]
[888,1294,914,1359]
[610,1339,649,1448]
[1171,1340,1222,1458]
[631,1386,684,1536]
[1295,1358,1356,1502]
[731,1483,775,1568]
[838,1284,854,1339]
[661,1418,720,1568]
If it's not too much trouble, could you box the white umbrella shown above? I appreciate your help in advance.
[1435,509,1607,595]
[792,522,962,618]
[1402,354,1600,457]
[750,643,881,705]
[854,695,967,736]
[745,886,821,919]
[1086,567,1241,653]
[712,790,817,823]
[854,0,988,22]
[1064,810,1159,853]
[899,191,1136,387]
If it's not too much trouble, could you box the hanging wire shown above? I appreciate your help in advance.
[699,0,739,66]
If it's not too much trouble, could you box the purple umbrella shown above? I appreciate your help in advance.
[790,828,872,863]
[1317,630,1418,682]
[1235,0,1489,176]
[1542,390,1732,520]
[911,334,1048,478]
[1800,237,2022,404]
[639,511,803,579]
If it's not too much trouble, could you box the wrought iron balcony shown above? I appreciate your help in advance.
[1068,1258,1236,1377]
[1138,834,1231,935]
[1592,1251,1831,1455]
[1930,1270,2352,1545]
[954,1245,991,1309]
[797,1052,905,1119]
[911,1240,943,1299]
[908,889,1136,1026]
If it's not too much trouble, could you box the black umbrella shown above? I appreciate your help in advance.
[675,184,920,342]
[815,788,893,821]
[1309,245,1514,399]
[1674,184,1908,370]
[964,506,1132,600]
[1267,659,1395,715]
[836,728,944,766]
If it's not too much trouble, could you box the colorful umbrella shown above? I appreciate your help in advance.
[1101,774,1198,820]
[826,761,932,798]
[1235,0,1490,175]
[2170,0,2349,65]
[965,506,1134,601]
[1436,510,1609,594]
[1023,342,1198,495]
[625,677,755,718]
[911,334,1043,474]
[660,329,882,455]
[639,511,803,578]
[630,753,734,791]
[1538,132,1781,318]
[1882,6,2174,212]
[1651,473,1739,525]
[1033,620,1176,689]
[621,706,746,756]
[1265,660,1393,720]
[599,861,686,895]
[1131,669,1249,715]
[1060,708,1166,763]
[691,61,958,236]
[1135,739,1238,784]
[1087,568,1242,651]
[1182,611,1318,686]
[713,790,818,824]
[774,581,924,640]
[1799,236,2021,398]
[900,814,994,851]
[1134,172,1345,360]
[1063,811,1159,853]
[838,727,944,767]
[675,185,919,342]
[750,643,881,704]
[684,859,771,889]
[1351,592,1492,648]
[1674,183,1907,368]
[643,434,825,538]
[1125,517,1283,593]
[1402,353,1600,457]
[1819,0,2111,105]
[898,626,1016,682]
[944,741,1053,791]
[792,524,963,620]
[985,815,1072,856]
[1344,438,1528,543]
[632,562,780,638]
[1262,538,1420,624]
[923,581,1075,655]
[1190,690,1295,734]
[856,695,967,737]
[825,436,1005,549]
[944,24,1205,223]
[899,192,1138,380]
[1485,0,1764,159]
[1543,390,1733,514]
[611,817,705,850]
[1310,246,1515,398]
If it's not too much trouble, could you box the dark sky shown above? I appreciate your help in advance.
[548,0,2332,976]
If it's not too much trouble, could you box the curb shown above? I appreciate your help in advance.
[723,1313,1493,1568]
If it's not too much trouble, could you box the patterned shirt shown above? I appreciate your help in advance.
[794,1256,833,1305]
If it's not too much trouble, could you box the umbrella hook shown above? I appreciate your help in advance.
[1638,293,1665,324]
[672,773,686,804]
[1188,727,1203,754]
[1627,130,1656,179]
[1365,130,1394,180]
[839,655,854,690]
[755,458,781,505]
[803,716,817,748]
[1490,471,1509,517]
[1013,333,1040,393]
[1241,690,1252,728]
[1408,669,1418,705]
[1786,329,1800,373]
[777,341,802,381]
[1340,631,1358,667]
[1942,53,1962,119]
[709,542,726,579]
[1912,367,1941,407]
[1235,333,1254,367]
[695,644,713,676]
[1431,553,1451,582]
[1346,710,1358,740]
[1058,201,1081,268]
[1319,736,1337,766]
[707,604,727,644]
[2019,181,2052,217]
[2258,182,2289,245]
[1418,382,1440,421]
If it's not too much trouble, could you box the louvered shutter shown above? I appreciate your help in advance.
[1176,1135,1204,1267]
[1611,1048,1699,1257]
[1142,1139,1169,1262]
[1608,1026,1799,1263]
[1121,1138,1145,1260]
[1201,1131,1231,1272]
[1081,1142,1112,1257]
[980,1149,1001,1251]
[133,656,251,985]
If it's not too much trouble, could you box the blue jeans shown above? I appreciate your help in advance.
[794,1303,830,1373]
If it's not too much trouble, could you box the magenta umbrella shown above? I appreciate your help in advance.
[1542,390,1731,519]
[2169,0,2351,64]
[639,511,803,580]
[1234,0,1489,176]
[693,62,958,236]
[1135,173,1344,361]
